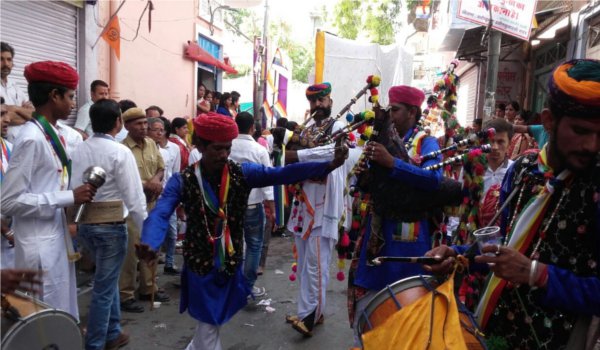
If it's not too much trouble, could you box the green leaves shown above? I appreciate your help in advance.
[333,0,401,45]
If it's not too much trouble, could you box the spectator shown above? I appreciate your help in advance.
[216,92,232,117]
[74,80,109,139]
[1,41,34,142]
[71,99,147,350]
[145,105,163,119]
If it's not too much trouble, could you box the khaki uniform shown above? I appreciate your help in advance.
[119,136,164,300]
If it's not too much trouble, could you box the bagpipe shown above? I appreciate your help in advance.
[273,76,381,151]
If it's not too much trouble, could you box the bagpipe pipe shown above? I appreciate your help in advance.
[271,75,381,151]
[311,75,381,144]
[355,105,465,223]
[418,128,496,163]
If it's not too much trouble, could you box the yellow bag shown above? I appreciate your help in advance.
[362,269,485,350]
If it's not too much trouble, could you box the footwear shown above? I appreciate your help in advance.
[291,320,312,337]
[105,332,130,350]
[163,266,180,275]
[252,286,266,297]
[120,299,144,313]
[286,314,324,325]
[139,290,171,302]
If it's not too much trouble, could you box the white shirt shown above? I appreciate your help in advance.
[74,101,93,137]
[1,120,78,318]
[1,138,14,269]
[0,77,28,106]
[230,134,274,205]
[56,120,83,155]
[157,140,181,186]
[483,159,513,195]
[189,148,202,164]
[70,134,148,231]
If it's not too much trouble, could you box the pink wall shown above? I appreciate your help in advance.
[97,0,221,119]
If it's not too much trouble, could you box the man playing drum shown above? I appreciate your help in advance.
[349,85,445,348]
[427,59,600,349]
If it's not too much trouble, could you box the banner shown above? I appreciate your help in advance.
[457,0,537,40]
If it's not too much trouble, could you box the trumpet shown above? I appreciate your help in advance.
[423,144,492,171]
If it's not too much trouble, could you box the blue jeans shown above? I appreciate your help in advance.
[78,223,128,350]
[243,204,265,288]
[163,213,177,268]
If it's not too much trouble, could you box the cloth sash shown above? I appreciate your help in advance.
[475,145,572,328]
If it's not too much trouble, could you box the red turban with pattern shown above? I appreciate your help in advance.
[193,112,239,142]
[388,85,425,108]
[24,61,79,90]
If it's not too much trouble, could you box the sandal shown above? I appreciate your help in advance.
[291,320,312,337]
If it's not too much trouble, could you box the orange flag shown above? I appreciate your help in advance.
[102,15,121,60]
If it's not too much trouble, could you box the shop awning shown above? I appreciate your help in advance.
[184,42,237,74]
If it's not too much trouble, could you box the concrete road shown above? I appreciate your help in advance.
[78,235,355,350]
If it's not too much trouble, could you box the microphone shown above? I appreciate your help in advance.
[74,166,107,223]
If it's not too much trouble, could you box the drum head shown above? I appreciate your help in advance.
[2,309,83,350]
[357,275,438,336]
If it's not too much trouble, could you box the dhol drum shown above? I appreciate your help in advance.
[1,291,83,350]
[357,275,486,350]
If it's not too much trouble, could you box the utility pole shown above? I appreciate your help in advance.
[482,29,501,124]
[254,0,269,124]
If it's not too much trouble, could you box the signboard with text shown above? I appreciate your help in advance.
[457,0,537,40]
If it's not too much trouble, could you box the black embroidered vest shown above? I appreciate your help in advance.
[180,160,250,276]
[486,152,599,349]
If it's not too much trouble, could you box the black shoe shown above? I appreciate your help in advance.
[120,299,144,313]
[139,291,171,302]
[163,266,180,275]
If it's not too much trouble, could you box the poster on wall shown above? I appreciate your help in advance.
[457,0,537,40]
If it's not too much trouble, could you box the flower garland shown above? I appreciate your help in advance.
[289,75,381,282]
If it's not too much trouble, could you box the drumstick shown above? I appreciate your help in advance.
[370,256,443,266]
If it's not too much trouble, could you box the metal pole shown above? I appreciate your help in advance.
[482,29,501,124]
[255,0,269,125]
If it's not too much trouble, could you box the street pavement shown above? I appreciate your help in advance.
[78,234,355,350]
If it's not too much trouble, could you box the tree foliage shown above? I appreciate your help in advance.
[269,20,313,83]
[333,0,401,45]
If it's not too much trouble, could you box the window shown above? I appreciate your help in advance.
[588,15,600,50]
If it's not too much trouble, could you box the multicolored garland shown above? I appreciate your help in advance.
[289,75,380,282]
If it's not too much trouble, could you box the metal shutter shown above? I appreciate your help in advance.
[1,0,79,121]
[461,66,478,126]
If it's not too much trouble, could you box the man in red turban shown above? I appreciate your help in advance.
[137,111,348,350]
[2,61,96,322]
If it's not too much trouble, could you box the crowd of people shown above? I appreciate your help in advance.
[1,37,599,350]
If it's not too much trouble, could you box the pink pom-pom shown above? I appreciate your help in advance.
[336,271,345,281]
[289,273,296,281]
[292,264,297,273]
[340,232,350,247]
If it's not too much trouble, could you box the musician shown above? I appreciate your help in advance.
[350,85,443,347]
[426,59,600,349]
[136,113,347,350]
[1,61,96,320]
[283,82,346,337]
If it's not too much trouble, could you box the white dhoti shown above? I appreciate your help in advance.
[185,321,222,350]
[294,228,335,320]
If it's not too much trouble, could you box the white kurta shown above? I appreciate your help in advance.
[1,120,78,320]
[1,138,14,269]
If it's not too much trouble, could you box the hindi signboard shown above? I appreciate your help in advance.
[457,0,537,40]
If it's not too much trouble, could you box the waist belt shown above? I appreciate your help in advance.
[247,203,263,209]
[86,221,126,226]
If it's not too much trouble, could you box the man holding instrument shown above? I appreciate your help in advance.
[282,82,346,337]
[1,61,97,320]
[349,85,446,348]
[136,113,347,350]
[426,59,600,349]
